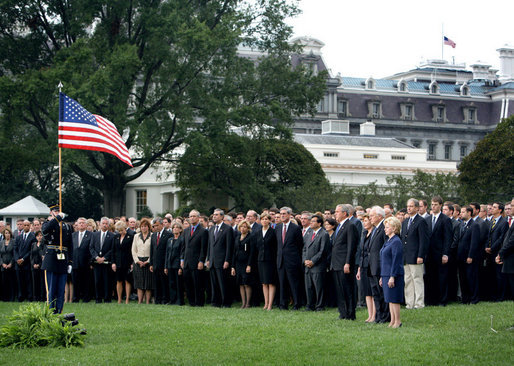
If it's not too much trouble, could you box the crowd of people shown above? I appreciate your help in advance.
[0,197,512,328]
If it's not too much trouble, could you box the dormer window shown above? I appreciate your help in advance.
[429,81,439,95]
[460,84,470,97]
[365,77,376,90]
[398,79,408,93]
[463,107,478,124]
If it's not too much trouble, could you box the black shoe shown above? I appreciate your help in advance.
[63,313,76,321]
[71,319,79,326]
[79,328,87,335]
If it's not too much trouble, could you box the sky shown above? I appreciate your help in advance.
[288,0,513,78]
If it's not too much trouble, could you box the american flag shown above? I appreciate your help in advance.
[58,93,132,167]
[444,36,456,48]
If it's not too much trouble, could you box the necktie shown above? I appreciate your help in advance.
[191,226,195,237]
[24,233,27,242]
[302,228,306,236]
[491,218,497,230]
[311,232,315,241]
[157,232,161,246]
[282,224,286,244]
[407,217,413,230]
[214,225,219,238]
[79,232,83,247]
[509,217,512,227]
[432,216,436,229]
[101,232,105,249]
[335,223,342,236]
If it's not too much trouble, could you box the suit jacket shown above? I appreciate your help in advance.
[426,213,452,261]
[276,222,303,270]
[150,229,172,270]
[474,217,490,254]
[401,214,429,265]
[256,227,277,262]
[330,219,359,271]
[14,231,37,270]
[301,227,313,240]
[71,230,92,269]
[0,240,14,269]
[30,241,44,266]
[367,222,386,276]
[499,224,514,274]
[165,235,184,270]
[113,232,134,268]
[350,216,363,235]
[486,216,509,256]
[457,219,481,262]
[302,228,329,273]
[380,235,404,278]
[449,218,462,252]
[206,222,234,268]
[90,230,115,263]
[181,224,208,270]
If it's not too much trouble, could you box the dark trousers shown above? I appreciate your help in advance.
[210,267,231,307]
[479,256,497,301]
[183,268,204,306]
[278,265,302,309]
[425,260,449,305]
[505,273,514,300]
[447,252,459,302]
[46,271,67,313]
[31,268,45,301]
[154,269,170,304]
[167,268,184,305]
[72,267,91,302]
[16,268,32,301]
[459,261,479,304]
[369,273,390,322]
[93,264,111,302]
[305,271,325,310]
[333,269,356,319]
[1,269,16,301]
[495,264,507,301]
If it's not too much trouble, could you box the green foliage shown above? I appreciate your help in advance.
[0,0,326,216]
[459,116,514,202]
[0,303,85,349]
[176,132,331,212]
[137,206,153,220]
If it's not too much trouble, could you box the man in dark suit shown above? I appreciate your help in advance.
[14,220,37,301]
[496,198,514,299]
[443,203,462,302]
[276,206,303,310]
[484,202,509,301]
[302,214,329,311]
[181,209,208,306]
[401,198,429,309]
[13,219,24,238]
[331,204,359,320]
[300,212,313,238]
[71,217,92,302]
[149,217,172,304]
[89,217,115,303]
[425,196,453,306]
[368,206,389,323]
[205,209,234,307]
[457,206,482,304]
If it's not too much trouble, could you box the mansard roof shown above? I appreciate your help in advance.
[294,134,415,149]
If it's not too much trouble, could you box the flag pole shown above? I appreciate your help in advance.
[58,82,63,251]
[441,23,444,60]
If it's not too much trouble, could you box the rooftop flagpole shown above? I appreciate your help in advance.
[58,81,63,251]
[441,23,444,60]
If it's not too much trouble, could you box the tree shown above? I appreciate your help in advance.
[176,132,331,213]
[0,0,326,216]
[458,116,514,202]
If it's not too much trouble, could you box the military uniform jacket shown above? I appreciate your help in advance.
[41,216,73,274]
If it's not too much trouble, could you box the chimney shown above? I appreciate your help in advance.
[497,45,514,83]
[470,62,491,80]
[360,121,376,136]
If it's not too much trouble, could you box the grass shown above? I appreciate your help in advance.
[0,301,513,365]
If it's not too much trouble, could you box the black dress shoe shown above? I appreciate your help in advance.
[63,313,76,321]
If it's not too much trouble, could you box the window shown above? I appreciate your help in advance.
[363,154,378,159]
[460,84,470,96]
[463,107,478,124]
[460,145,468,159]
[372,103,380,118]
[367,100,382,119]
[338,100,348,117]
[432,105,446,123]
[317,99,325,113]
[411,140,421,148]
[365,77,375,90]
[136,190,147,214]
[323,152,339,158]
[400,103,414,120]
[429,81,439,95]
[428,143,436,160]
[391,155,406,160]
[444,144,452,160]
[398,81,408,92]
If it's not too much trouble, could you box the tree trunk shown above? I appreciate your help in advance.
[102,183,126,217]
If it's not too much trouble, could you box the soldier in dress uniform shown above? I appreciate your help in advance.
[41,205,73,314]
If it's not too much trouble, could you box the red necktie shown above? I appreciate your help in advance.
[311,232,315,241]
[302,228,306,236]
[157,232,160,246]
[282,224,286,244]
[509,217,512,227]
[190,226,194,236]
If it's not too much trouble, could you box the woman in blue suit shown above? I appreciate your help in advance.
[380,217,404,328]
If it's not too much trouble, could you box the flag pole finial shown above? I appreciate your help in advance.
[58,81,63,93]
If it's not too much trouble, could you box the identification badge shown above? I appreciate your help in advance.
[57,253,65,260]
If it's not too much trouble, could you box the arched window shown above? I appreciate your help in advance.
[398,79,408,92]
[365,77,375,90]
[460,84,470,96]
[429,81,439,95]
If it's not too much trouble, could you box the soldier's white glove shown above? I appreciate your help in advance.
[67,265,72,274]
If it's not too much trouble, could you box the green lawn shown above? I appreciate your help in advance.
[0,301,513,365]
